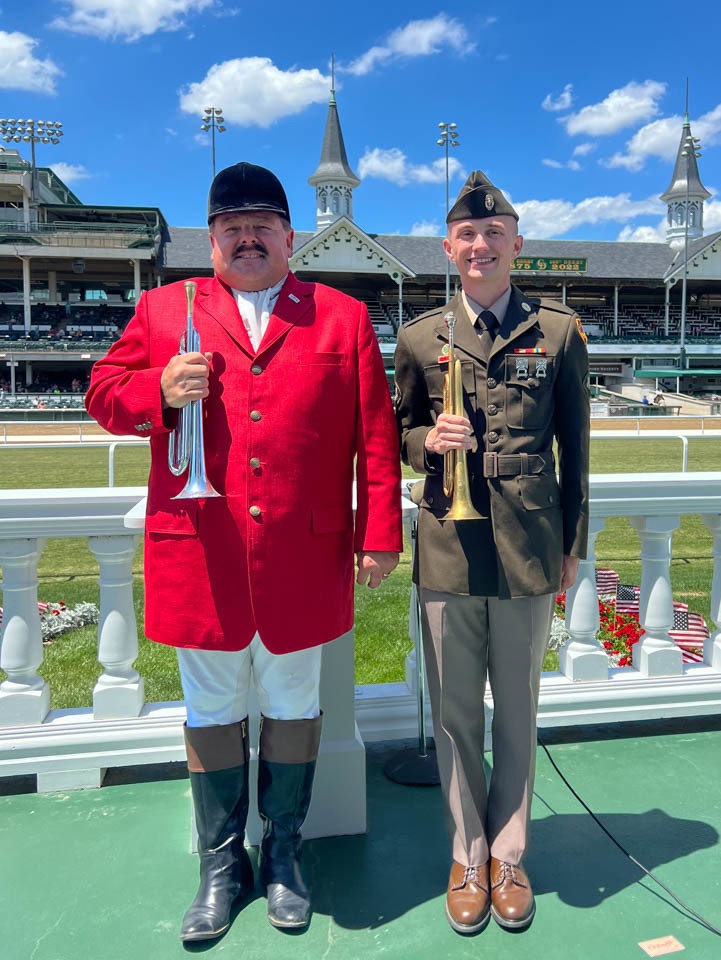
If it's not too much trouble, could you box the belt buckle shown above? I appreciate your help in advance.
[483,452,499,478]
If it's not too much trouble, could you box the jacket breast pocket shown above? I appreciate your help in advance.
[504,356,555,429]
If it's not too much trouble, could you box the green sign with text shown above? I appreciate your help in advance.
[512,257,588,273]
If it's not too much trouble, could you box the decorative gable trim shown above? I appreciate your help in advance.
[291,217,415,278]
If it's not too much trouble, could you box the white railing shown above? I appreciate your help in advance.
[0,440,147,485]
[2,477,721,806]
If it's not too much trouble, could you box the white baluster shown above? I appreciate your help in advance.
[630,516,683,677]
[0,538,50,725]
[701,515,721,670]
[560,517,609,681]
[88,535,144,719]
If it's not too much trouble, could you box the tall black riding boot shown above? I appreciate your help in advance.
[180,720,254,942]
[258,714,322,929]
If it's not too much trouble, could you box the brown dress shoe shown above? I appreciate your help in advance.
[445,860,491,934]
[490,857,535,929]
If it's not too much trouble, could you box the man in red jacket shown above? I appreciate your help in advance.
[86,162,402,940]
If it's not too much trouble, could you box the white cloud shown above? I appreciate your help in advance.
[617,222,666,242]
[410,220,442,236]
[179,58,329,128]
[542,157,582,171]
[703,198,721,232]
[542,84,573,112]
[514,192,665,239]
[572,142,595,157]
[342,14,475,77]
[605,103,721,171]
[357,147,465,186]
[0,31,62,94]
[603,116,681,171]
[695,104,721,147]
[50,162,91,185]
[51,0,212,42]
[562,80,666,137]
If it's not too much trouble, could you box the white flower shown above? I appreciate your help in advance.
[547,615,570,651]
[39,602,99,642]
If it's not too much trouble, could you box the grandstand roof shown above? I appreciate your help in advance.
[160,225,680,282]
[665,231,721,282]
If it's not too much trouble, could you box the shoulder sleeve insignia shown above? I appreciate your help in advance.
[575,316,588,344]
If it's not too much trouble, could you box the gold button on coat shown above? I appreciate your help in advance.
[249,505,261,517]
[250,410,262,421]
[251,365,262,375]
[249,457,261,469]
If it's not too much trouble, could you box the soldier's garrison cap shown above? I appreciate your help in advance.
[446,170,519,223]
[208,161,291,225]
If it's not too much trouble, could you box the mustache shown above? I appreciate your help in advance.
[233,242,267,257]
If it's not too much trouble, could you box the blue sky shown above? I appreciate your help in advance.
[2,1,720,242]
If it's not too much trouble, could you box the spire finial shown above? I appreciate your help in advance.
[684,77,689,124]
[330,53,336,104]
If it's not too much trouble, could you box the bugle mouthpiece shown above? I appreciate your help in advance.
[184,280,197,312]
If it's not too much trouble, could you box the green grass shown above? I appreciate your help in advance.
[1,439,718,708]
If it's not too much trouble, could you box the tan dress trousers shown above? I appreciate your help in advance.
[420,589,554,868]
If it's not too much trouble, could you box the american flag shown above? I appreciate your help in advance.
[596,569,619,595]
[669,604,709,658]
[611,584,708,663]
[615,584,640,614]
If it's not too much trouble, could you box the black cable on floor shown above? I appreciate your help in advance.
[538,737,721,937]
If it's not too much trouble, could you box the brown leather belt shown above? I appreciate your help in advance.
[482,451,554,478]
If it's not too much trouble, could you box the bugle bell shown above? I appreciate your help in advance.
[441,312,485,521]
[168,281,221,499]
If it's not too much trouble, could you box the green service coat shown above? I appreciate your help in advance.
[395,285,589,598]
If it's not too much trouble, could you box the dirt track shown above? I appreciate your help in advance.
[3,416,721,442]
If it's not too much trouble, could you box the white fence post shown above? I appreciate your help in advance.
[88,534,144,719]
[560,516,609,681]
[0,537,50,725]
[630,515,683,676]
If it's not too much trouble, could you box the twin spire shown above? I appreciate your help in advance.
[659,82,711,248]
[308,54,360,231]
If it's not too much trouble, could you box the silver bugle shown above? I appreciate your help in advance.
[168,281,221,499]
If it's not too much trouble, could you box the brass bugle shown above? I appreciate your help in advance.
[168,281,222,499]
[442,311,485,521]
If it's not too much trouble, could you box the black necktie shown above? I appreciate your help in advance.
[480,309,498,340]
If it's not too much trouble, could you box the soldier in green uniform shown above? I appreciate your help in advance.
[394,171,589,935]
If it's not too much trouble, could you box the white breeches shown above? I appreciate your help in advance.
[177,633,323,727]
